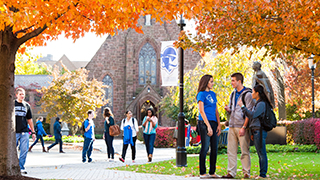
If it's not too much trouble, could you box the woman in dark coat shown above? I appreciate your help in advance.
[103,107,115,161]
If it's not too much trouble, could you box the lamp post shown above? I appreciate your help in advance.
[176,14,187,167]
[308,55,317,118]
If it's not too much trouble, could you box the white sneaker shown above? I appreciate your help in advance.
[109,159,114,162]
[21,169,27,174]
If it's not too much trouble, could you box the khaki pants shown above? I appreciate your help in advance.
[227,127,251,177]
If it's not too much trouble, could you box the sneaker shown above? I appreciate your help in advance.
[200,174,211,179]
[88,158,92,163]
[132,160,136,163]
[210,174,221,178]
[119,157,125,163]
[109,159,114,162]
[21,169,27,174]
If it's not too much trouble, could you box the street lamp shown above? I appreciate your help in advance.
[308,55,317,118]
[176,14,187,167]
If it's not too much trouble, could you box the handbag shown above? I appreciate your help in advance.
[109,125,121,136]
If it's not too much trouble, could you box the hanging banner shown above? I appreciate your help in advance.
[160,41,179,86]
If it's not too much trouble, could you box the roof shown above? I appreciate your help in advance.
[14,75,52,89]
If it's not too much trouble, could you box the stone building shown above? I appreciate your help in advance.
[86,16,201,132]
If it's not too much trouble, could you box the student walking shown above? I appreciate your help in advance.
[103,107,115,161]
[239,84,269,178]
[119,110,139,163]
[196,74,221,179]
[142,108,158,162]
[47,117,64,153]
[82,110,95,163]
[15,88,36,174]
[29,116,47,152]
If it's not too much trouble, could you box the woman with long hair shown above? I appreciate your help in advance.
[238,84,270,178]
[196,74,221,179]
[28,116,47,152]
[119,110,139,163]
[103,107,115,162]
[142,108,158,162]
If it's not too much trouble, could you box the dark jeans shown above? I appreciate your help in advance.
[104,132,114,159]
[31,135,45,147]
[82,137,94,162]
[253,129,268,178]
[48,138,63,152]
[143,133,156,155]
[198,120,219,175]
[122,136,137,160]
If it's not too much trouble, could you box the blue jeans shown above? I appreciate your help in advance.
[143,133,156,155]
[82,137,94,162]
[48,138,63,152]
[31,135,45,147]
[104,132,114,159]
[253,129,268,178]
[198,120,219,175]
[16,132,30,170]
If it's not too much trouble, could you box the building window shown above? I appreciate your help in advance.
[102,75,113,111]
[139,43,157,85]
[145,15,151,26]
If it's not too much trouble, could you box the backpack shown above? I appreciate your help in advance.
[34,124,38,134]
[80,119,88,136]
[261,102,277,131]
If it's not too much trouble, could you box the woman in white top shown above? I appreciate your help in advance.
[119,110,139,163]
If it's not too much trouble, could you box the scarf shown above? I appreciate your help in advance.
[144,116,158,134]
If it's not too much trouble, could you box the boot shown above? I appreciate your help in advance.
[148,154,152,162]
[28,146,33,152]
[46,147,50,153]
[42,147,47,152]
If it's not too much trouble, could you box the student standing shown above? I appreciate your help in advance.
[196,74,221,179]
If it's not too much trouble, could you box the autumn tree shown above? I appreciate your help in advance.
[38,65,106,135]
[160,48,277,124]
[0,0,216,175]
[186,0,320,62]
[15,48,49,75]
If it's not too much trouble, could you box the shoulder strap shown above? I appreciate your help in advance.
[241,88,252,107]
[229,91,235,109]
[132,118,135,125]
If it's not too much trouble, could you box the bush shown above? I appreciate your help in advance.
[287,118,320,145]
[137,126,144,142]
[315,121,320,149]
[95,134,103,139]
[43,135,84,143]
[154,127,175,148]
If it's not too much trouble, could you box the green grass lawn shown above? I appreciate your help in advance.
[111,152,320,179]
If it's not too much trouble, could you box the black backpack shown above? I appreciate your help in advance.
[261,102,277,131]
[80,119,88,136]
[34,124,38,134]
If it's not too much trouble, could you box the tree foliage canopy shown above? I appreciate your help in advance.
[38,65,106,133]
[15,48,49,75]
[184,0,320,61]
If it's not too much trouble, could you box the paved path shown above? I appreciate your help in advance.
[23,139,201,180]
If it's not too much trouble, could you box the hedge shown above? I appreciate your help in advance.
[287,118,320,149]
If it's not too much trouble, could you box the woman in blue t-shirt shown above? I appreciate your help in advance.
[196,74,221,179]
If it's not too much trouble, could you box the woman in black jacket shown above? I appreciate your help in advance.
[238,84,270,178]
[103,107,115,162]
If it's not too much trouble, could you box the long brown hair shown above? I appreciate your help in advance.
[196,74,213,98]
[103,107,113,118]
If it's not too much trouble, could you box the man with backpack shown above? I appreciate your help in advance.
[82,110,95,163]
[222,73,255,179]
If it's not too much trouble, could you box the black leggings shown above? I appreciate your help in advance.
[121,136,137,160]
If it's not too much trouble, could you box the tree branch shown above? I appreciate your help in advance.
[16,25,48,46]
[14,25,35,36]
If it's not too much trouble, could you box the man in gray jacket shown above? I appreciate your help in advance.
[222,73,254,179]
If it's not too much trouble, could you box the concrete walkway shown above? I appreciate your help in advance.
[23,139,201,180]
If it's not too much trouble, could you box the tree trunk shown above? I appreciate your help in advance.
[275,68,287,120]
[0,28,21,176]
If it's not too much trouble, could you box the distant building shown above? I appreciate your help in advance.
[37,54,89,71]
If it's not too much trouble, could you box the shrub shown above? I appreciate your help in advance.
[137,126,144,142]
[287,118,320,145]
[154,127,175,148]
[43,135,84,143]
[315,121,320,149]
[95,134,103,139]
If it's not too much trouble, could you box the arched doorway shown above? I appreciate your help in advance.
[140,100,157,124]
